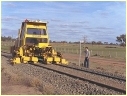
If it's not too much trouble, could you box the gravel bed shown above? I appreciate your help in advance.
[69,64,126,80]
[1,53,125,95]
[48,64,125,87]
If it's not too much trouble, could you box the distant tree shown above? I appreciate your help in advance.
[53,41,56,43]
[7,36,12,40]
[116,43,118,45]
[109,43,113,45]
[62,41,67,43]
[1,36,13,41]
[86,42,91,44]
[74,41,80,44]
[91,41,96,45]
[97,41,103,45]
[116,34,126,46]
[69,41,72,44]
[104,42,108,45]
[4,36,16,42]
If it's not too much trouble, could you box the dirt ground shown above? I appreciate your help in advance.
[63,53,126,76]
[1,63,42,95]
[1,52,126,95]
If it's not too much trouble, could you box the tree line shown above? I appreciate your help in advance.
[50,34,126,46]
[1,34,126,46]
[83,34,126,46]
[1,36,16,41]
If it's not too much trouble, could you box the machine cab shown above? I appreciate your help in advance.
[18,19,49,48]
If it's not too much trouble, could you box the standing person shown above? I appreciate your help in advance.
[84,47,90,68]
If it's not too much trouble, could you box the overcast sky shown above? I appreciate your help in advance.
[1,1,126,43]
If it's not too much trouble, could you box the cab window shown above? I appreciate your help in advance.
[27,28,46,35]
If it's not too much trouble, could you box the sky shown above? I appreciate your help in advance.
[1,1,126,43]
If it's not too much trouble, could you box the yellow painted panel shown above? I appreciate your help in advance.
[25,34,48,38]
[54,57,60,62]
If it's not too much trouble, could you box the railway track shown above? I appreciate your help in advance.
[56,64,126,81]
[29,63,126,94]
[2,51,125,81]
[1,51,126,94]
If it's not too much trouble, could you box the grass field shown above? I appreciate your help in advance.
[1,41,126,76]
[50,43,126,60]
[1,41,126,60]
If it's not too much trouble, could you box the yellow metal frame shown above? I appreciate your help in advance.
[23,22,49,48]
[11,20,68,65]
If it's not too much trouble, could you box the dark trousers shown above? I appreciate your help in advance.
[84,57,89,68]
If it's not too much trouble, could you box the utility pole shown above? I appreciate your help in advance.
[79,40,83,66]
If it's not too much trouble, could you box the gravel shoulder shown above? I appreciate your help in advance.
[1,52,126,95]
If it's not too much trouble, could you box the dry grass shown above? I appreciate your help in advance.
[1,67,56,95]
[1,67,6,72]
[27,77,42,87]
[2,69,23,85]
[39,83,55,95]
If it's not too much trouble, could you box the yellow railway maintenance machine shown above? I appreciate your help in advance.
[10,19,68,65]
